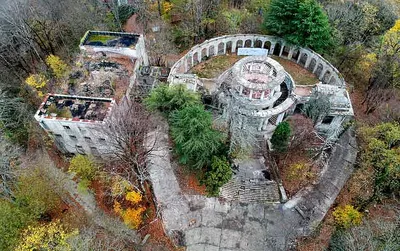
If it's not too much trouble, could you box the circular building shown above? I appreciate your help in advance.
[217,56,295,139]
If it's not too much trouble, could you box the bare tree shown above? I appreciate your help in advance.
[98,98,157,192]
[0,136,20,202]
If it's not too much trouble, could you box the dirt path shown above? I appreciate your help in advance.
[22,149,141,244]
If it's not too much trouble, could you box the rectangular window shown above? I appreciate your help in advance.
[90,147,100,156]
[98,138,106,143]
[84,136,92,142]
[40,121,50,130]
[69,135,77,141]
[76,145,85,154]
[54,134,63,138]
[63,125,71,130]
[322,116,334,124]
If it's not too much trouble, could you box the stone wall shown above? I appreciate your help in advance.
[168,34,345,88]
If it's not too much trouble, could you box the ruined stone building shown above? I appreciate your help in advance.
[35,31,148,154]
[168,34,354,142]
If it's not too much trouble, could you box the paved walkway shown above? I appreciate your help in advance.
[147,124,358,250]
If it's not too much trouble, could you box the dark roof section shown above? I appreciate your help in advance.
[81,31,140,48]
[38,95,113,121]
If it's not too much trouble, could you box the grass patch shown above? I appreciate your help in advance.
[271,56,319,85]
[191,55,243,79]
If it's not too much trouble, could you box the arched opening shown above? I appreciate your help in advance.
[329,77,337,85]
[322,71,331,84]
[226,41,232,54]
[244,39,252,48]
[315,63,324,78]
[236,40,243,50]
[282,46,290,58]
[255,40,262,48]
[273,43,281,56]
[209,45,215,57]
[263,41,271,53]
[218,42,225,55]
[308,58,317,72]
[291,49,300,61]
[294,104,304,114]
[299,53,308,66]
[201,48,207,61]
[193,52,199,65]
[186,55,192,69]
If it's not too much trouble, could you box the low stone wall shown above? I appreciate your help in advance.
[168,34,345,88]
[283,127,358,235]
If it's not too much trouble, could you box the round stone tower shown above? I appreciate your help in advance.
[218,56,295,139]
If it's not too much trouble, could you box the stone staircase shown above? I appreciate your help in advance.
[220,158,281,203]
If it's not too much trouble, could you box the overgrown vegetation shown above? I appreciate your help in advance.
[202,156,232,196]
[271,121,291,152]
[170,105,223,169]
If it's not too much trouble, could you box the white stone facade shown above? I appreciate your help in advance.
[34,94,115,155]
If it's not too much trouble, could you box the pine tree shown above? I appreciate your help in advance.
[264,0,332,52]
[169,105,222,169]
[271,121,291,152]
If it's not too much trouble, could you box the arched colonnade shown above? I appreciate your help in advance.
[168,34,344,87]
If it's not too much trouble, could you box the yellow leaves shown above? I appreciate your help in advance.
[122,207,145,229]
[15,220,78,251]
[113,200,123,215]
[126,191,142,204]
[110,175,134,198]
[389,19,400,33]
[333,205,362,229]
[46,54,68,79]
[112,182,144,229]
[25,74,48,97]
[287,162,313,181]
[162,1,173,14]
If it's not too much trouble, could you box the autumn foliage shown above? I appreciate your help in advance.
[333,205,362,229]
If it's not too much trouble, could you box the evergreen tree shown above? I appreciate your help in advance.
[264,0,300,37]
[203,156,232,196]
[264,0,333,52]
[169,105,222,169]
[271,121,291,152]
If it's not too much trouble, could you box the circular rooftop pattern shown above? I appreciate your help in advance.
[232,56,286,91]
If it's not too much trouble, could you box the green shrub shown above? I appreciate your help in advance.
[271,121,291,152]
[77,179,91,194]
[170,105,222,169]
[15,168,62,220]
[145,84,200,116]
[0,200,31,250]
[203,156,232,196]
[69,155,98,181]
[118,5,136,25]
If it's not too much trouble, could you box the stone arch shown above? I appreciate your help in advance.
[186,55,192,69]
[201,48,207,61]
[263,41,272,52]
[218,42,225,55]
[255,40,262,48]
[193,51,199,65]
[244,39,252,48]
[226,41,232,54]
[308,58,317,72]
[329,76,337,85]
[282,46,290,58]
[209,45,215,57]
[299,53,308,66]
[322,71,331,84]
[236,40,243,51]
[273,43,281,56]
[291,49,300,61]
[315,63,324,78]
